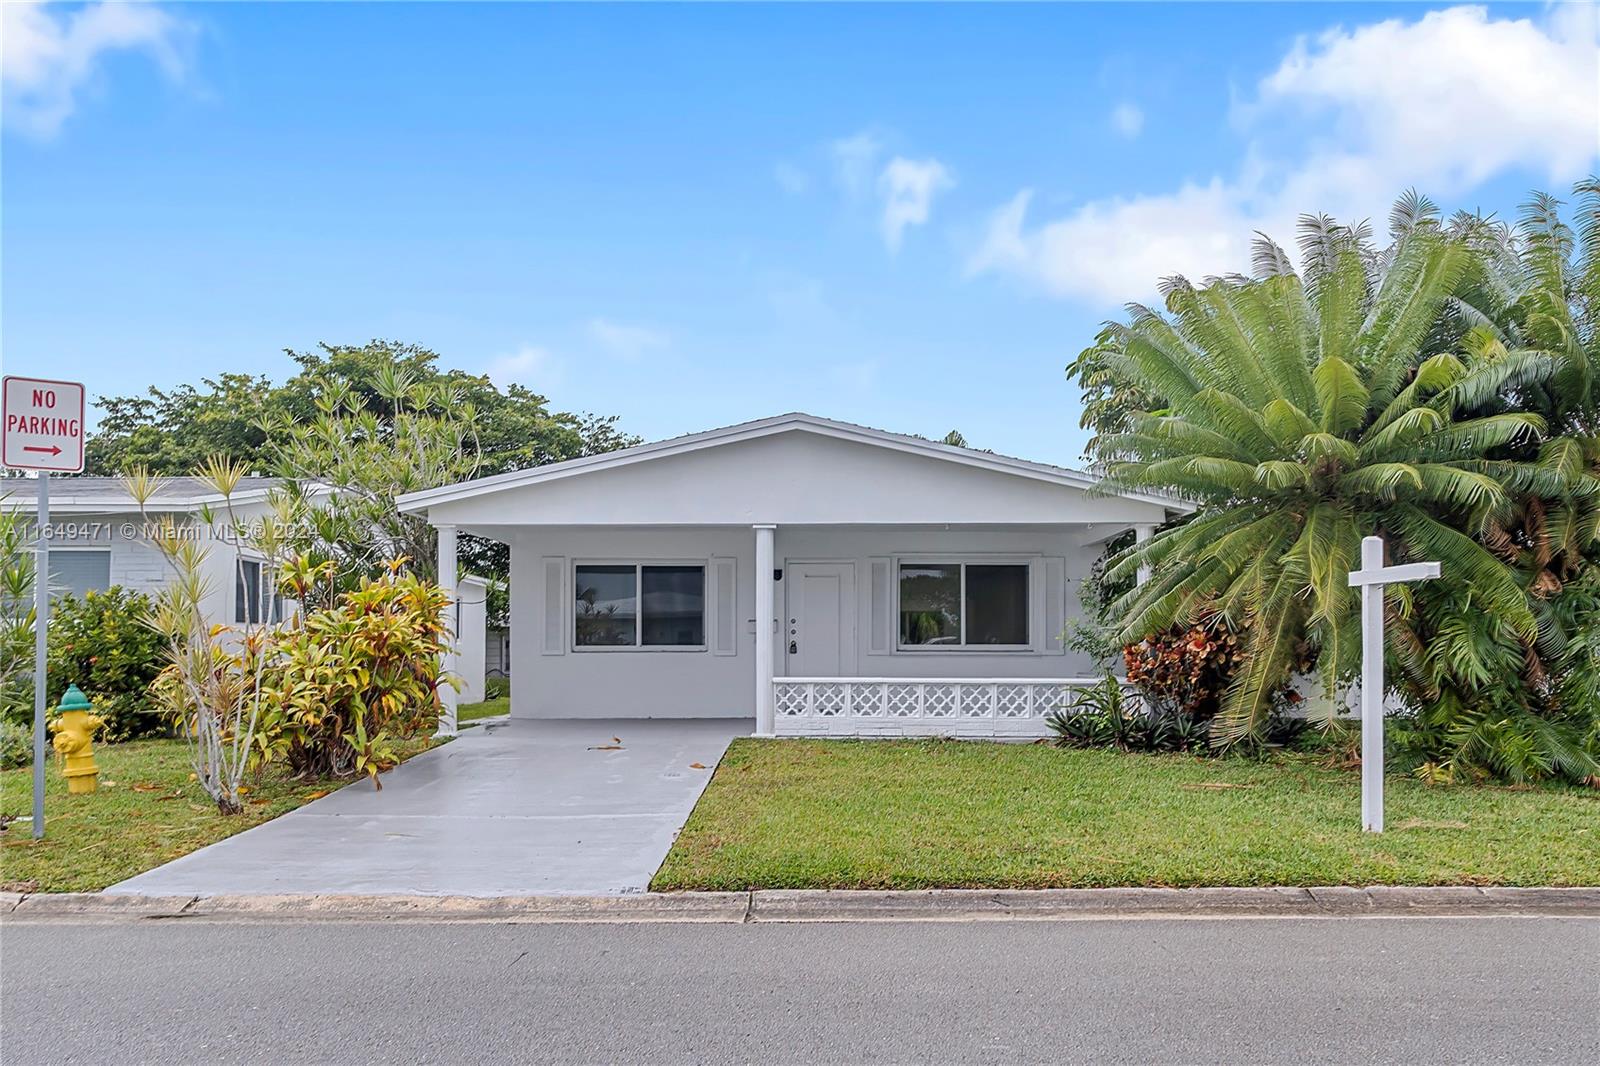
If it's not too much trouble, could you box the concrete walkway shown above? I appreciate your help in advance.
[107,718,748,897]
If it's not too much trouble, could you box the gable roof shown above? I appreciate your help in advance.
[396,412,1186,513]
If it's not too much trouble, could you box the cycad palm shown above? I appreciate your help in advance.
[1100,218,1570,742]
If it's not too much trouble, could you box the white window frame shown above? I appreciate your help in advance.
[234,556,285,625]
[572,559,708,653]
[894,555,1034,653]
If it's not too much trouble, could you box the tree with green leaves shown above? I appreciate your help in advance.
[87,340,638,623]
[86,373,278,475]
[1091,190,1598,781]
[86,341,632,479]
[1386,186,1600,781]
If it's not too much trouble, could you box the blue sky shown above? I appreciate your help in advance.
[4,1,1596,465]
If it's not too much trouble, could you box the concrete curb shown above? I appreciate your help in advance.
[3,886,1596,924]
[746,886,1600,921]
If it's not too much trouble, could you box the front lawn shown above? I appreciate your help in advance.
[0,735,442,893]
[459,696,509,723]
[652,739,1600,891]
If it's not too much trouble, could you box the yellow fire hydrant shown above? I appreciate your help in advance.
[51,684,104,795]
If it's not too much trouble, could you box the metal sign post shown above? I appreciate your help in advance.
[3,376,87,839]
[1347,535,1440,833]
[32,475,48,838]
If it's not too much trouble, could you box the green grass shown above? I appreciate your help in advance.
[459,696,509,723]
[0,735,443,893]
[652,738,1600,891]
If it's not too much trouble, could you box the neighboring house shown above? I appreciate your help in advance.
[12,476,295,627]
[486,625,512,680]
[399,413,1191,737]
[9,475,492,708]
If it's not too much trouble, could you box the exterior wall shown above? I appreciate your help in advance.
[507,524,1105,720]
[486,628,511,678]
[430,430,1170,531]
[510,527,756,719]
[454,576,489,705]
[40,512,171,600]
[38,505,281,628]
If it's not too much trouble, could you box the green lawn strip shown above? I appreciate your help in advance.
[0,734,443,893]
[652,738,1600,891]
[459,696,509,723]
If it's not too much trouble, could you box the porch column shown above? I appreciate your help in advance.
[1134,523,1156,587]
[435,523,459,737]
[753,524,777,736]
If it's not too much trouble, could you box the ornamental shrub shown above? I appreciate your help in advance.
[48,587,167,742]
[0,719,29,770]
[1045,675,1213,754]
[1047,673,1304,755]
[149,555,449,794]
[1122,624,1251,723]
[256,562,450,782]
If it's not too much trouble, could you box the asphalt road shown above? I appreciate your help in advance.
[3,916,1596,1064]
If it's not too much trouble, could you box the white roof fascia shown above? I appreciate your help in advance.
[1,481,332,515]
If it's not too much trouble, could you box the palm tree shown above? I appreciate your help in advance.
[1385,185,1600,780]
[1097,210,1592,750]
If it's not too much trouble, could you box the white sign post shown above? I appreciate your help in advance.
[3,376,87,840]
[1347,535,1440,833]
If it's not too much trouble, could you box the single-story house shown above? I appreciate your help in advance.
[398,413,1190,737]
[9,476,492,704]
[13,476,295,626]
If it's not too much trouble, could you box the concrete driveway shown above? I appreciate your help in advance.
[108,718,748,897]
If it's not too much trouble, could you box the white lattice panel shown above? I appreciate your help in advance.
[772,678,1124,738]
[853,683,887,716]
[1030,683,1073,716]
[887,684,920,716]
[958,685,992,717]
[814,683,847,716]
[996,684,1031,717]
[775,683,808,717]
[923,684,958,717]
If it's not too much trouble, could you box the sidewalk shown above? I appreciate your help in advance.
[5,885,1596,924]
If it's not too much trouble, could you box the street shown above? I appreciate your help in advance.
[3,916,1596,1064]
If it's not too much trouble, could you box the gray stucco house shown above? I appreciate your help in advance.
[399,413,1189,738]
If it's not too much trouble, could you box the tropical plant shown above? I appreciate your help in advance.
[1094,202,1596,774]
[1122,622,1252,723]
[0,719,30,771]
[260,559,449,783]
[136,460,297,813]
[1045,674,1215,754]
[46,587,167,742]
[1379,186,1600,782]
[0,497,35,727]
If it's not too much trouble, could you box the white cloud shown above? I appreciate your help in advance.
[2,0,193,138]
[487,345,562,389]
[831,131,882,197]
[969,5,1600,305]
[774,161,811,195]
[587,318,667,361]
[1109,101,1144,139]
[878,156,954,252]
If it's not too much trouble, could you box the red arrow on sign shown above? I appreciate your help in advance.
[22,446,62,456]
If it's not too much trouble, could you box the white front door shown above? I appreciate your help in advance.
[784,562,856,677]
